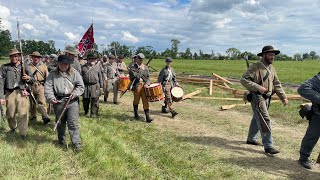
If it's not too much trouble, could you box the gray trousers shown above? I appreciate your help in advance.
[54,99,81,146]
[247,94,273,149]
[83,97,99,116]
[104,79,118,102]
[299,110,320,161]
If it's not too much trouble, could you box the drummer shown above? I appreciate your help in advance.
[157,57,179,118]
[117,55,127,77]
[129,53,154,122]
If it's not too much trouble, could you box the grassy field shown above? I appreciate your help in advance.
[1,57,318,84]
[0,57,319,179]
[125,59,320,84]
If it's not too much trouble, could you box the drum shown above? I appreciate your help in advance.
[118,76,130,92]
[144,83,165,102]
[171,86,184,102]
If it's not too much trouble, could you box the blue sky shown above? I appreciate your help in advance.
[0,0,319,56]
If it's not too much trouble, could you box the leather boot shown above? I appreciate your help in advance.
[162,106,169,113]
[171,110,178,118]
[144,109,153,123]
[134,105,139,120]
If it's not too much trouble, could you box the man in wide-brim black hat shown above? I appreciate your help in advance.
[240,45,288,155]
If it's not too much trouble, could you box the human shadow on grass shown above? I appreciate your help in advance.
[223,156,320,179]
[178,135,320,179]
[3,130,53,149]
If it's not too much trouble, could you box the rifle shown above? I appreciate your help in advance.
[17,19,36,104]
[53,94,73,131]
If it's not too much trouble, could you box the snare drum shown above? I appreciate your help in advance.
[144,83,165,102]
[118,76,130,92]
[171,86,184,102]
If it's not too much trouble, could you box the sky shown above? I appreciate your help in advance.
[1,0,320,56]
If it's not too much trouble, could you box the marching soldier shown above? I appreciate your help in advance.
[81,53,103,118]
[129,53,153,122]
[103,55,119,104]
[158,57,179,118]
[0,49,34,138]
[29,51,51,124]
[240,45,288,154]
[117,55,127,77]
[47,54,58,72]
[128,55,138,71]
[297,75,320,169]
[44,55,84,152]
[64,46,81,73]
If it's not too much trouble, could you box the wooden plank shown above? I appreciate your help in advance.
[213,84,236,92]
[189,96,243,101]
[212,73,233,85]
[182,90,202,100]
[223,82,230,88]
[221,103,249,110]
[209,79,213,95]
[221,100,281,111]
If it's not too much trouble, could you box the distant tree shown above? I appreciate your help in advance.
[293,53,302,61]
[226,47,241,60]
[170,39,180,59]
[193,52,198,60]
[310,51,317,59]
[0,18,13,58]
[303,53,310,59]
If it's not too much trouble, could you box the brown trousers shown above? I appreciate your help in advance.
[133,83,149,110]
[164,83,174,111]
[30,82,49,119]
[6,89,29,135]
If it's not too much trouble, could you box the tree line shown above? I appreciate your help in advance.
[0,18,318,61]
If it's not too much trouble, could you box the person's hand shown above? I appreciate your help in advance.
[258,86,267,94]
[0,99,5,105]
[51,98,58,104]
[22,74,30,81]
[282,98,288,106]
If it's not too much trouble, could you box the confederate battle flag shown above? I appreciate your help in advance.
[78,24,94,57]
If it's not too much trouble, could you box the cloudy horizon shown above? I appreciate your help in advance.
[1,0,320,56]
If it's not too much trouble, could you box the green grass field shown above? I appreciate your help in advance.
[0,57,319,179]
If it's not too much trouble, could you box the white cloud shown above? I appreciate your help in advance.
[214,18,232,28]
[0,4,11,30]
[64,32,78,42]
[121,31,139,43]
[22,23,34,30]
[141,28,156,34]
[104,23,115,28]
[246,0,259,5]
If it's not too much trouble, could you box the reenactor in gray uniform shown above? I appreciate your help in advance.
[81,54,103,118]
[117,55,127,77]
[44,55,84,152]
[103,55,119,104]
[240,45,288,154]
[297,74,320,169]
[64,46,81,73]
[158,57,179,118]
[129,53,153,122]
[47,54,58,72]
[0,49,34,138]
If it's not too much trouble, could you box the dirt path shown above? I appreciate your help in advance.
[105,93,320,179]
